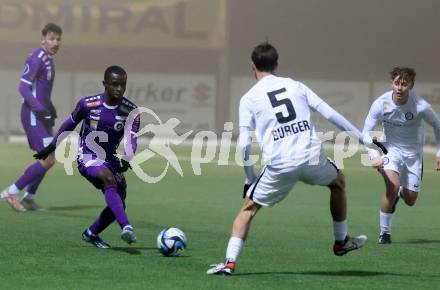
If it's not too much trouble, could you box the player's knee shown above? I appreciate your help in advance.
[40,155,55,169]
[385,186,400,198]
[328,173,345,193]
[402,190,418,206]
[404,199,416,207]
[100,173,116,187]
[241,199,261,218]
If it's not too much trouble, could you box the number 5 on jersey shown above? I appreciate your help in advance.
[268,88,296,124]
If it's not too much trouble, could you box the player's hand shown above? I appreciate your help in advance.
[118,159,132,173]
[33,144,56,160]
[243,183,252,199]
[372,138,388,155]
[370,156,384,169]
[362,135,388,155]
[48,103,57,119]
[361,134,373,147]
[34,110,55,128]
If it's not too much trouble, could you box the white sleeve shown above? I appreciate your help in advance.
[362,101,381,159]
[314,101,362,137]
[238,126,257,184]
[302,83,362,137]
[421,105,440,157]
[302,83,372,145]
[301,83,324,110]
[239,96,255,129]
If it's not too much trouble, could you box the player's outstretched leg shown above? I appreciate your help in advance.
[89,207,116,234]
[81,229,111,249]
[121,225,136,244]
[328,173,368,256]
[207,199,260,275]
[333,235,368,256]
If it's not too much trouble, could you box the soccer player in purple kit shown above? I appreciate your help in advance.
[1,23,62,211]
[34,65,140,248]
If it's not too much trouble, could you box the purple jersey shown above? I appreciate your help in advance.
[72,94,139,165]
[20,47,55,112]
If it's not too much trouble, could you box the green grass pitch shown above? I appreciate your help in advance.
[1,142,440,290]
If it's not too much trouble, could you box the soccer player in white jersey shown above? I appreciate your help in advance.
[207,42,380,275]
[362,67,440,244]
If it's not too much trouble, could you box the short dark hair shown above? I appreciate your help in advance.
[104,65,127,81]
[390,67,416,83]
[251,42,278,72]
[42,23,62,36]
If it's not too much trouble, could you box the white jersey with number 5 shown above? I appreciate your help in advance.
[239,75,339,167]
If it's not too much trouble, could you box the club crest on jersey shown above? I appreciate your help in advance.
[405,112,414,120]
[114,121,124,131]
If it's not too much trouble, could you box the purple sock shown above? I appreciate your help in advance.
[14,161,47,190]
[89,207,116,235]
[103,185,129,229]
[26,171,47,195]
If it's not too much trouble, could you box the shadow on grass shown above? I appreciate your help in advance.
[235,270,407,277]
[110,246,156,255]
[406,239,440,244]
[47,205,102,211]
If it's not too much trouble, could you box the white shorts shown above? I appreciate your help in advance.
[382,150,423,192]
[245,153,339,207]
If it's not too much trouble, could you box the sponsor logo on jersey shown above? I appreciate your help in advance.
[86,101,102,107]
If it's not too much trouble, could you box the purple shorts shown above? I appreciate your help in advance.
[77,160,127,196]
[21,106,53,151]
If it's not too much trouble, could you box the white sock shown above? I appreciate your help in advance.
[226,237,244,262]
[8,184,20,195]
[23,192,35,200]
[333,220,348,242]
[380,210,393,235]
[87,229,96,236]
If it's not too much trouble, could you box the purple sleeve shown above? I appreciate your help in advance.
[51,99,87,146]
[51,117,78,146]
[71,99,88,123]
[124,114,140,158]
[19,57,45,112]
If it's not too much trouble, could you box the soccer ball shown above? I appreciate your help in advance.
[156,227,187,256]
